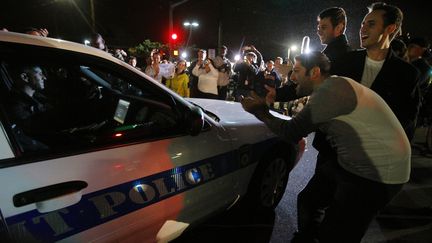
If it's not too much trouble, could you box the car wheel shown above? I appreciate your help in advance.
[245,150,291,210]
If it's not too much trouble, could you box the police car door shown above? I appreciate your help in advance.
[0,44,237,242]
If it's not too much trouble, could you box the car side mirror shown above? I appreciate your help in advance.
[185,105,204,136]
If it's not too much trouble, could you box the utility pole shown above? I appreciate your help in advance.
[169,0,189,38]
[168,0,189,60]
[90,0,95,31]
[217,0,223,48]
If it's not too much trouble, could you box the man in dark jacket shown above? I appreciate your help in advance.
[407,37,431,95]
[317,7,352,62]
[407,37,432,126]
[293,3,420,243]
[254,60,281,98]
[233,51,260,101]
[332,2,420,141]
[269,7,351,102]
[266,7,352,170]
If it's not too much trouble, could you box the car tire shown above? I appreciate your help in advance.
[244,149,291,211]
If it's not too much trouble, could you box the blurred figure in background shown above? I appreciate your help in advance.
[233,50,259,101]
[407,37,431,91]
[145,50,163,83]
[192,58,218,99]
[213,45,232,100]
[166,60,190,98]
[188,49,207,98]
[90,33,109,52]
[407,37,432,127]
[390,38,408,61]
[128,56,141,71]
[24,27,49,37]
[274,56,291,86]
[90,33,127,62]
[254,60,281,98]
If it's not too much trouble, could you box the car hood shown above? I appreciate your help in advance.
[186,98,291,125]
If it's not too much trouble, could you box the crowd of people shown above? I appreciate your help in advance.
[241,2,431,243]
[2,2,432,242]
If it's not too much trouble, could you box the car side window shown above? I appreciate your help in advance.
[0,56,182,156]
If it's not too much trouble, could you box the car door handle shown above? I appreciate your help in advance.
[13,180,88,207]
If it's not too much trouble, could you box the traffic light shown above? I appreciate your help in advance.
[171,33,178,41]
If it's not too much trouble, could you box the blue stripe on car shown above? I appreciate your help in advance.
[6,138,277,242]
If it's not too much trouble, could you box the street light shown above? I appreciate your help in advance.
[184,21,199,27]
[287,44,298,61]
[301,36,310,54]
[183,21,199,48]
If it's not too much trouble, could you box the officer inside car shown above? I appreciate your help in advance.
[6,65,51,151]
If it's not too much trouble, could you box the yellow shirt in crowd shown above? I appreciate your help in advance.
[166,73,190,97]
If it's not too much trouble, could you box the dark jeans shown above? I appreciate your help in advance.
[189,78,199,98]
[234,88,251,102]
[196,90,219,99]
[294,155,404,243]
[217,85,228,100]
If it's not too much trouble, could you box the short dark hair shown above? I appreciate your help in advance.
[295,52,331,76]
[391,38,407,53]
[90,33,104,42]
[23,27,39,33]
[318,7,347,32]
[246,52,257,58]
[368,2,403,39]
[409,37,430,49]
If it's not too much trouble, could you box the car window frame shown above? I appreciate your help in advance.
[0,41,198,167]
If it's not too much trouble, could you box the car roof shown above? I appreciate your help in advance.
[0,31,122,65]
[0,31,195,108]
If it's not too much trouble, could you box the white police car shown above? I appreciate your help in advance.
[0,31,305,242]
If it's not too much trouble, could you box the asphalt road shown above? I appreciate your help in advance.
[173,129,432,243]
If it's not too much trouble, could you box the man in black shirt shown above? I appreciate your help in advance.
[7,65,51,151]
[268,7,351,102]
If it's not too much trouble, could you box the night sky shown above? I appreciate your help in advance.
[1,0,431,60]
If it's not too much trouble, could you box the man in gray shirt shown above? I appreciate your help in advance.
[241,52,410,243]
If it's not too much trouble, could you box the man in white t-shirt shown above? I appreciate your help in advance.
[332,2,420,141]
[241,51,410,243]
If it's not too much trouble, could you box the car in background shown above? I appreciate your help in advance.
[0,31,305,243]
